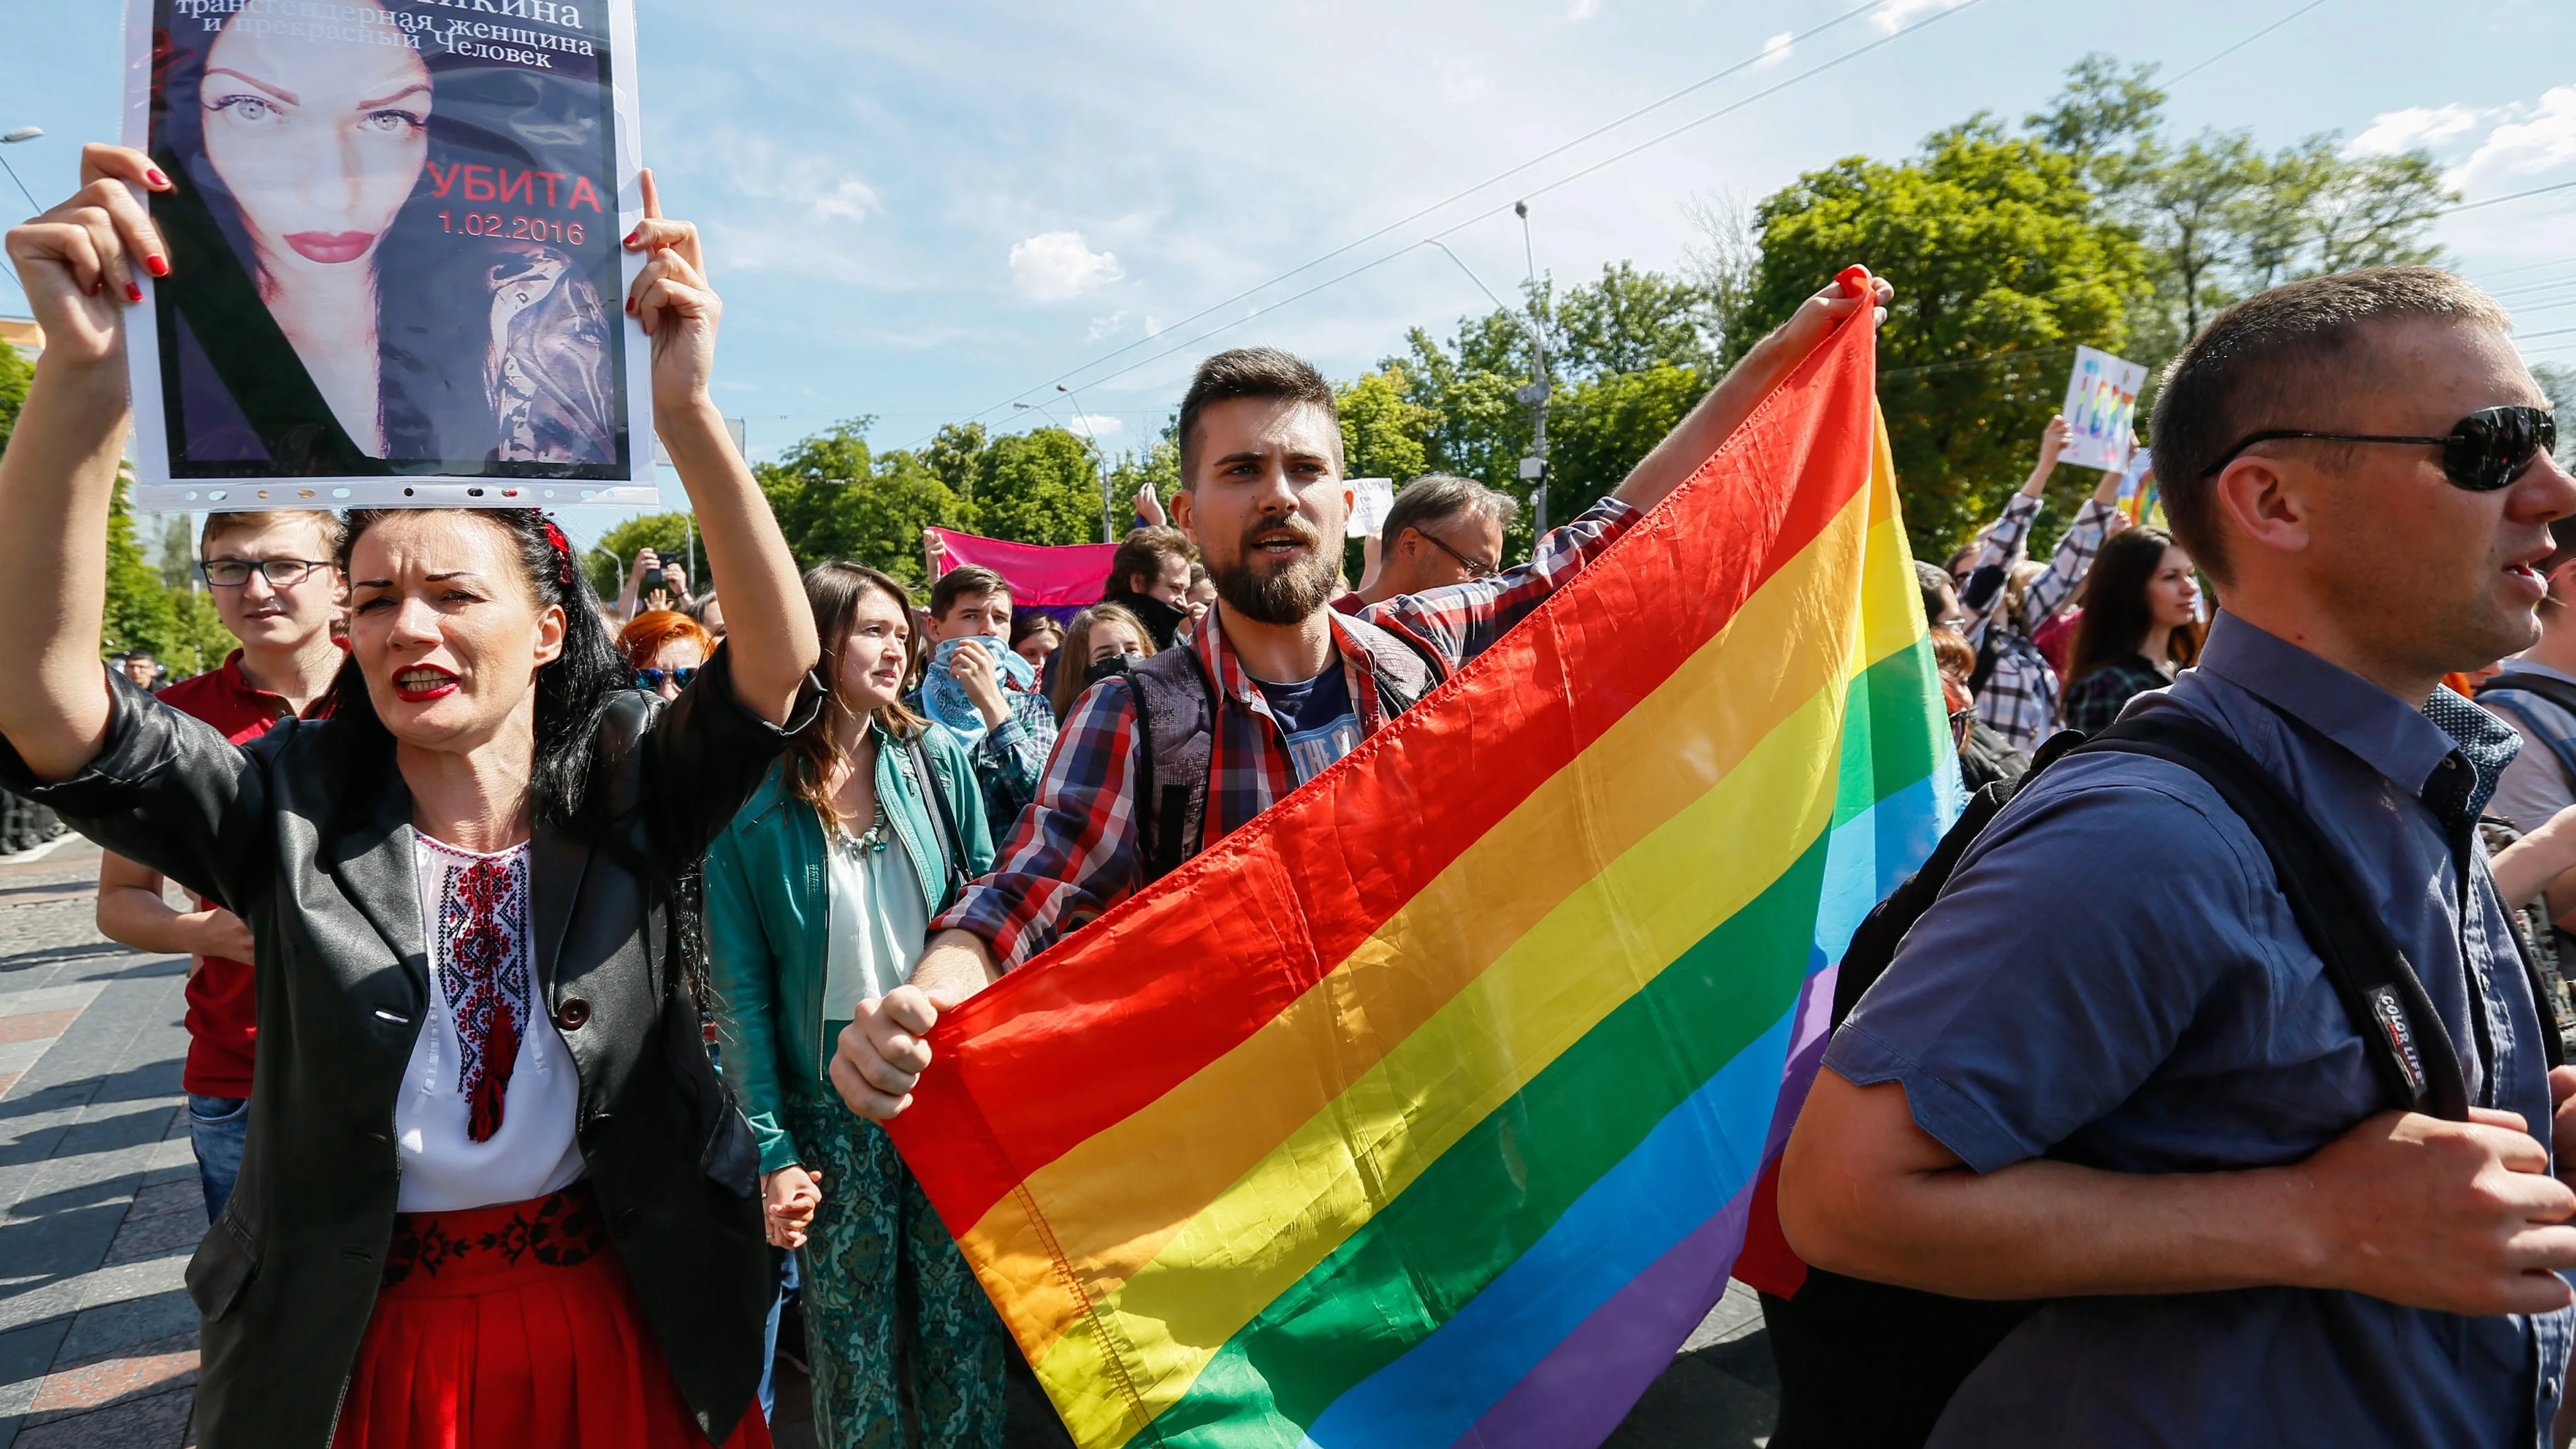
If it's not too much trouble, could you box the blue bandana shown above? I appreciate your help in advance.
[920,636,1038,750]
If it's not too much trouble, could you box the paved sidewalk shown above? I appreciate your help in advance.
[0,838,1778,1448]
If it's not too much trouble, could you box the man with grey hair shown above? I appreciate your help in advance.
[1780,266,2576,1445]
[1335,473,1520,613]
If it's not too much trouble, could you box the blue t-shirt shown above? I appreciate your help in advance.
[1826,613,2568,1448]
[1253,665,1360,786]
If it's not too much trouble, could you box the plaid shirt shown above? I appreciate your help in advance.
[934,497,1641,968]
[906,682,1058,841]
[1965,493,2115,755]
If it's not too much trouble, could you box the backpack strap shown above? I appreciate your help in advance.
[904,730,970,909]
[1332,611,1450,718]
[2083,714,2470,1122]
[2475,671,2576,789]
[1124,647,1219,886]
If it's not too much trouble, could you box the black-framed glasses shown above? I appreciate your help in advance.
[635,667,699,692]
[1411,526,1497,579]
[2199,405,2557,492]
[199,558,331,588]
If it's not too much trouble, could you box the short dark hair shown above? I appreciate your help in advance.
[1382,474,1518,548]
[1108,526,1193,598]
[1176,347,1338,484]
[929,564,1010,621]
[2148,266,2512,582]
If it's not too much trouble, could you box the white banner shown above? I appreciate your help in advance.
[2058,345,2148,475]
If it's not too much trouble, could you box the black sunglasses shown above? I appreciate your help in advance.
[634,667,699,692]
[2198,404,2557,492]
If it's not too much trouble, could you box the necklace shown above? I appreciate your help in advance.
[838,799,891,857]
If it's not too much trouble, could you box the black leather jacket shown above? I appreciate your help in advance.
[0,648,816,1448]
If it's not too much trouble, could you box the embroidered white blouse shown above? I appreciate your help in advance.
[394,830,585,1213]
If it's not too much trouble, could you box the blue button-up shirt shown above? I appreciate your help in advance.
[1827,611,2572,1447]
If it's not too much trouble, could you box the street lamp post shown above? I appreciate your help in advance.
[1059,383,1115,542]
[1514,201,1550,542]
[0,127,46,215]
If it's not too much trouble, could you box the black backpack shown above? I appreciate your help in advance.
[1123,614,1446,884]
[1765,712,2563,1449]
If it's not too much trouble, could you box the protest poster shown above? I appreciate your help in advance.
[2116,446,2157,524]
[121,0,655,510]
[1345,477,1396,539]
[2058,344,2148,475]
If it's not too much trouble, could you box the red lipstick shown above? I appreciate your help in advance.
[392,665,458,702]
[285,231,376,264]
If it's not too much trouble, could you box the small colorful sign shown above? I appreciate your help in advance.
[2058,345,2149,474]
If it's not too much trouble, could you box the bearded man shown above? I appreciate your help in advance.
[828,271,1892,1120]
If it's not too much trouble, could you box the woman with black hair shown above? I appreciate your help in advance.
[2062,525,2204,735]
[0,146,817,1448]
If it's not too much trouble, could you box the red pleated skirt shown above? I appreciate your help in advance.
[331,1185,771,1449]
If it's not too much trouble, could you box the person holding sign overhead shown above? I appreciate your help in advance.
[0,147,811,1449]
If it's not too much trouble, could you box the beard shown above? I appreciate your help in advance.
[1211,516,1340,625]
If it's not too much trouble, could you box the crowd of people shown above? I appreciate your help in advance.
[13,134,2576,1449]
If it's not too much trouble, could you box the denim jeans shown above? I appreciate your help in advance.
[187,1094,249,1223]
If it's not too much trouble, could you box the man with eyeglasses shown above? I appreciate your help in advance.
[1779,268,2576,1446]
[1334,472,1516,614]
[95,510,344,1224]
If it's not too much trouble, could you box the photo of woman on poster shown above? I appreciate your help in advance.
[145,0,633,482]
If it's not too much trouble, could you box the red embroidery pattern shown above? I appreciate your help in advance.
[435,850,531,1143]
[381,1189,608,1285]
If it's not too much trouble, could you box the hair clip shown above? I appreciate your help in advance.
[540,518,577,587]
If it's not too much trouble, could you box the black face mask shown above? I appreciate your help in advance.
[1085,653,1144,685]
[1110,591,1189,648]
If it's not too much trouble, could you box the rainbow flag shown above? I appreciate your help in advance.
[887,314,1957,1448]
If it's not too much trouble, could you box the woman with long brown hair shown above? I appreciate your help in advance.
[2063,525,2204,735]
[704,563,1004,1447]
[1048,602,1157,722]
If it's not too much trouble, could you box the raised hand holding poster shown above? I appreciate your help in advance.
[122,0,655,509]
[2057,344,2148,475]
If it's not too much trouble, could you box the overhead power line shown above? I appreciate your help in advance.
[927,0,1902,443]
[2162,0,2331,86]
[918,0,1997,446]
[914,0,1992,448]
[2444,179,2576,216]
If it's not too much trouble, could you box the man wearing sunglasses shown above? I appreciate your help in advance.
[94,511,345,1223]
[1782,267,2576,1446]
[1335,473,1517,614]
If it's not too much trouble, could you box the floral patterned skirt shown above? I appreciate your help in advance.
[331,1184,772,1449]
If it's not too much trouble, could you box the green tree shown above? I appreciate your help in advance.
[585,512,704,601]
[1335,367,1437,483]
[102,474,181,665]
[752,417,974,591]
[975,428,1102,547]
[1108,436,1182,518]
[1545,364,1708,520]
[1744,119,2153,553]
[0,341,30,455]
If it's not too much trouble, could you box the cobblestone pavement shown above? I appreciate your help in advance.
[0,838,1778,1449]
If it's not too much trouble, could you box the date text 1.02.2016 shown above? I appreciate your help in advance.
[440,212,589,245]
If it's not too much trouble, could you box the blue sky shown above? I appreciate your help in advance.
[6,0,2574,551]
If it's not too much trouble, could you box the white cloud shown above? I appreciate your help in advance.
[1434,57,1487,104]
[1872,0,1971,34]
[1009,230,1124,301]
[811,176,881,221]
[1071,414,1124,438]
[2450,87,2576,194]
[1087,309,1132,341]
[1568,0,1600,18]
[2349,104,2486,157]
[1753,31,1793,69]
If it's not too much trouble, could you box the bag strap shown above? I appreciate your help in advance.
[904,731,970,909]
[2476,672,2576,789]
[1125,647,1219,886]
[2083,715,2470,1121]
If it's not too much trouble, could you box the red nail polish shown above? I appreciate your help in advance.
[145,254,170,277]
[625,296,636,314]
[623,230,640,247]
[125,282,144,303]
[144,167,169,189]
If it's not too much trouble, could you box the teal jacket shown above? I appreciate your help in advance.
[705,722,995,1174]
